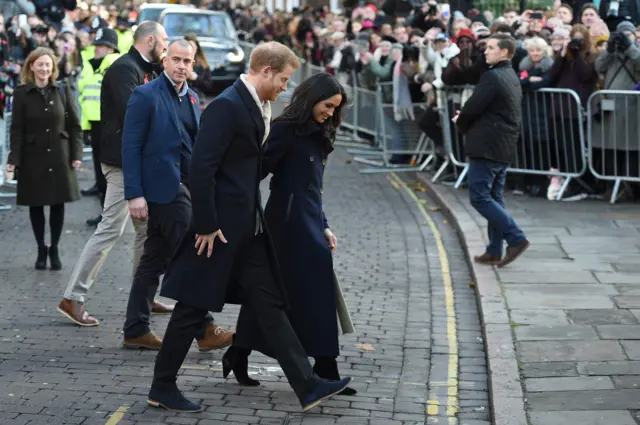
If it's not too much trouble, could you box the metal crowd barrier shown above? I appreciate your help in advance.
[0,112,15,211]
[236,42,640,199]
[587,90,640,204]
[337,80,435,174]
[436,86,589,200]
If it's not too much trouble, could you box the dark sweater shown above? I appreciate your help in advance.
[163,73,196,183]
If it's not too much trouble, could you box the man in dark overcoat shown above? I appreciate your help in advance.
[147,42,352,413]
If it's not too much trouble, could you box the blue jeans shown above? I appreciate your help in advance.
[467,159,527,258]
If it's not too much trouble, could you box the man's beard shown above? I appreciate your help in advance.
[149,39,162,63]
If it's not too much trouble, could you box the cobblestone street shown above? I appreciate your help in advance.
[0,147,488,425]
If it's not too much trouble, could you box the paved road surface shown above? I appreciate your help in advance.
[427,181,640,425]
[0,147,488,425]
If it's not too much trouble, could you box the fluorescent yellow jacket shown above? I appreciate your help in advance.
[78,52,121,131]
[115,29,134,55]
[80,45,95,64]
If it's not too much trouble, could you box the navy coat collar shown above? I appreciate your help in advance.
[233,78,266,145]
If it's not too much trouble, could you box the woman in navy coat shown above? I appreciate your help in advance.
[224,73,355,395]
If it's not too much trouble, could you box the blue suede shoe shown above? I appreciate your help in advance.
[301,377,352,412]
[147,386,202,412]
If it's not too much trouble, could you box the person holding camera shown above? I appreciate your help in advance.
[548,23,598,197]
[592,20,640,194]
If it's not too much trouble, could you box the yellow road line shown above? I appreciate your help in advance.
[104,405,128,425]
[389,173,459,419]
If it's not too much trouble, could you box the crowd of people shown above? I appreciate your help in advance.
[235,0,640,200]
[1,0,639,204]
[0,0,362,413]
[2,0,639,416]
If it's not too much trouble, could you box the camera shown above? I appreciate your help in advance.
[33,24,49,34]
[530,12,544,20]
[568,37,583,50]
[428,3,438,16]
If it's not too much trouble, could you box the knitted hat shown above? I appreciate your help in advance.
[457,28,475,41]
[617,20,636,35]
[593,34,610,45]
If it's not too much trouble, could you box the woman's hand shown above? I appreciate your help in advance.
[5,163,15,172]
[71,160,81,168]
[529,76,543,83]
[324,228,337,252]
[188,71,198,81]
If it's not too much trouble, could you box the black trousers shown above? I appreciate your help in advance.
[151,233,317,400]
[89,121,106,205]
[123,184,213,338]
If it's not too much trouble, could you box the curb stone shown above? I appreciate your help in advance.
[414,173,528,425]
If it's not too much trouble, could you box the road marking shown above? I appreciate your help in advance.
[389,173,459,421]
[104,405,128,425]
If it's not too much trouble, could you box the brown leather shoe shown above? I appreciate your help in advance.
[57,299,99,327]
[123,332,162,350]
[197,323,234,352]
[151,300,174,314]
[474,252,502,265]
[497,240,531,268]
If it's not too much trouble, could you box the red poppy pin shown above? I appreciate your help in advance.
[190,94,196,105]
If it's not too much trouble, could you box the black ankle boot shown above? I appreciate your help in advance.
[49,246,61,270]
[222,346,260,386]
[35,246,48,270]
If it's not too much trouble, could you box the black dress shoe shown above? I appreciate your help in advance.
[81,185,100,196]
[35,246,48,270]
[86,215,102,227]
[222,346,260,386]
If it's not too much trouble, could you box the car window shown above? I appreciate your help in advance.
[138,8,164,23]
[163,13,233,39]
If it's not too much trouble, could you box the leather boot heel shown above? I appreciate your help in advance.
[222,347,260,386]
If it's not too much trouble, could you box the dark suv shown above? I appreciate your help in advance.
[159,9,245,93]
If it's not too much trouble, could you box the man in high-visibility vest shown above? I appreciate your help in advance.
[78,27,121,226]
[115,15,134,54]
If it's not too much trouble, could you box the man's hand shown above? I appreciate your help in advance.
[195,229,227,257]
[324,228,337,252]
[71,160,81,168]
[128,196,148,220]
[5,163,15,172]
[452,110,460,124]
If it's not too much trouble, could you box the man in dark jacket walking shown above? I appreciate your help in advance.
[453,34,530,268]
[58,21,167,327]
[58,22,232,348]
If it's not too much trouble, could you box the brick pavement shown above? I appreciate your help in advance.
[0,146,488,425]
[419,176,640,425]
